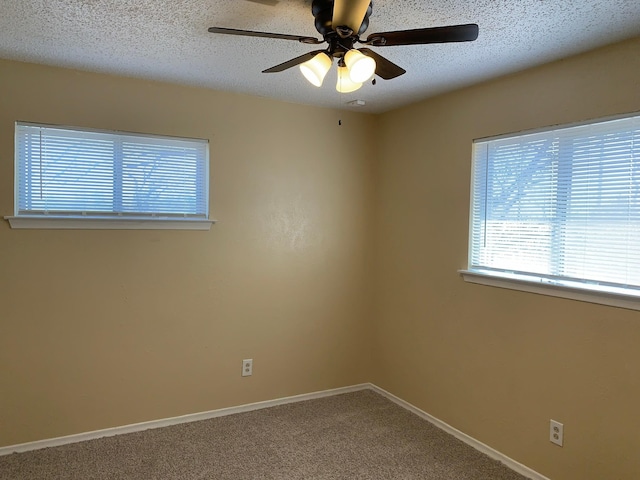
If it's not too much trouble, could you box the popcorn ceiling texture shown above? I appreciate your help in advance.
[0,0,639,112]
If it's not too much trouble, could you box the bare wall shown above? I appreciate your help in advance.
[0,59,376,447]
[372,37,640,480]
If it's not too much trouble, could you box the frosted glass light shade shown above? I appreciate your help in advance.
[344,49,376,83]
[299,52,332,87]
[336,66,362,93]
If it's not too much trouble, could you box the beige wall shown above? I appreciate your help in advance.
[0,60,376,446]
[373,37,640,480]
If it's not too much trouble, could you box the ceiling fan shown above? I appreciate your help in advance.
[208,0,479,93]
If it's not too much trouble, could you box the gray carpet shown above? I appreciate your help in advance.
[0,390,530,479]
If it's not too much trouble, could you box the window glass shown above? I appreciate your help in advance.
[469,113,640,295]
[15,123,209,219]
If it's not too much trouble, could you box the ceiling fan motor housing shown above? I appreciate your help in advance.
[311,0,372,37]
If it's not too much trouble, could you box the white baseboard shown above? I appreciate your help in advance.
[0,382,549,480]
[369,384,550,480]
[0,383,370,456]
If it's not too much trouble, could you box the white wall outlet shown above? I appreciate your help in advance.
[550,420,564,446]
[242,359,253,377]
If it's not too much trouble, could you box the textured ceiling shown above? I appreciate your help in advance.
[0,0,639,113]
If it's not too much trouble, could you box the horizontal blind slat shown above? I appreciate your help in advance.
[16,123,209,217]
[470,113,640,290]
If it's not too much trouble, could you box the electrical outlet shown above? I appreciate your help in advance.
[550,420,563,446]
[242,359,253,377]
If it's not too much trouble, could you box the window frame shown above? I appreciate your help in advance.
[5,122,215,230]
[461,111,640,311]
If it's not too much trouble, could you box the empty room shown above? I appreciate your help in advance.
[1,1,639,479]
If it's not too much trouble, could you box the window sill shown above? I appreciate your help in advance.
[459,269,640,312]
[5,216,215,230]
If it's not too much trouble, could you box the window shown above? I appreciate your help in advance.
[463,113,640,309]
[6,122,212,230]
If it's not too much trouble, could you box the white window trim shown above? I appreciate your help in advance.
[4,215,215,230]
[459,269,640,312]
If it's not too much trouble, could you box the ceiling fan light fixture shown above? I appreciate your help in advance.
[336,65,362,93]
[344,49,376,83]
[299,52,332,87]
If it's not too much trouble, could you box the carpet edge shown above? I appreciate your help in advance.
[369,384,551,480]
[0,383,370,456]
[0,382,552,480]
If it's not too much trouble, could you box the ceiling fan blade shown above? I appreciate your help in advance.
[365,24,479,46]
[358,48,406,80]
[262,50,328,73]
[208,27,321,44]
[332,0,371,33]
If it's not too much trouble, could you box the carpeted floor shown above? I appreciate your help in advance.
[0,390,530,479]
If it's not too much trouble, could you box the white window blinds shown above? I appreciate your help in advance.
[469,113,640,295]
[15,123,209,219]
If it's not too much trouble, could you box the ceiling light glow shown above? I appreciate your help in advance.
[344,49,376,83]
[336,65,362,93]
[299,52,332,87]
